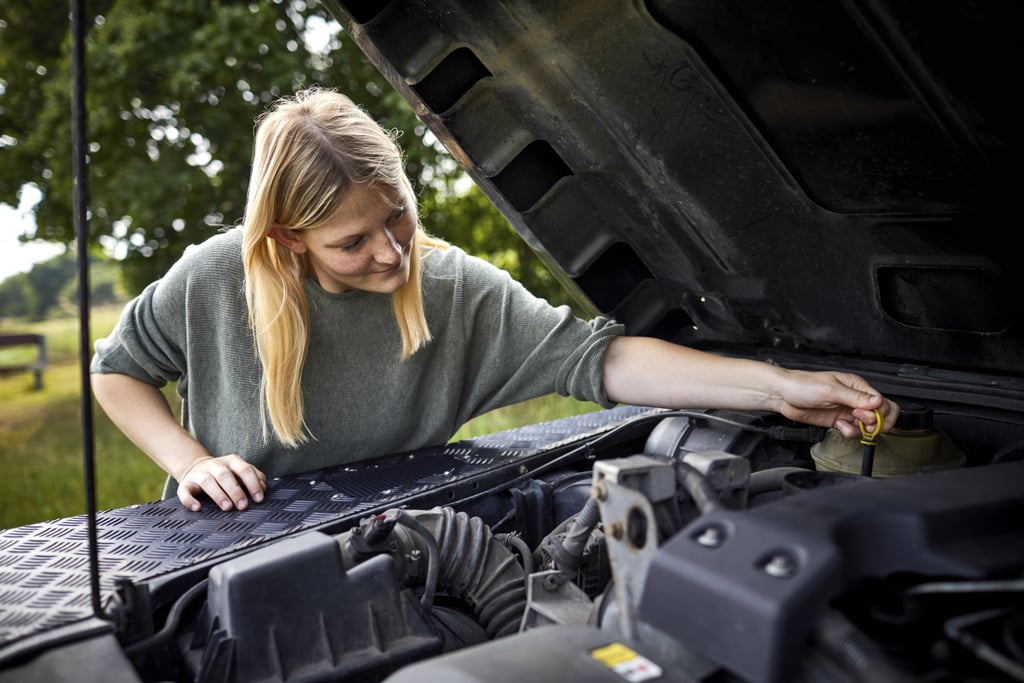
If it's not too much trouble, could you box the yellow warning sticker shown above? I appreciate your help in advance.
[591,643,663,682]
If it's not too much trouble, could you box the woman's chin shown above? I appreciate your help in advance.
[377,264,411,293]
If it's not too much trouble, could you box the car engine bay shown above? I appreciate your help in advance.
[174,405,1024,683]
[4,393,1009,683]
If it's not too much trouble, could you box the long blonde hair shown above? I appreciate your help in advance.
[242,87,446,447]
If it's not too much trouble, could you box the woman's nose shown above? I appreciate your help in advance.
[375,228,402,264]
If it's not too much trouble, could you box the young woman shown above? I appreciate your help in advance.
[91,87,899,513]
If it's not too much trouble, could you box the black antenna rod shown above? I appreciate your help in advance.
[70,0,104,620]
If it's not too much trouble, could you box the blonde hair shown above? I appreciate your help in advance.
[242,87,446,447]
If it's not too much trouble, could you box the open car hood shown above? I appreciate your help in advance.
[328,0,1019,382]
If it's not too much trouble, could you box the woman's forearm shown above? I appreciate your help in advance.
[90,372,212,482]
[602,336,783,410]
[92,372,267,511]
[601,336,899,438]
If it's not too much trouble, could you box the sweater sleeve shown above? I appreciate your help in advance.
[90,231,240,388]
[443,248,625,416]
[91,273,189,388]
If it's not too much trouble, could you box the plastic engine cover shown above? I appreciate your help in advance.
[383,623,703,683]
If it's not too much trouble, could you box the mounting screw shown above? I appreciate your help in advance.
[763,554,798,578]
[608,521,624,540]
[543,573,566,591]
[695,527,723,548]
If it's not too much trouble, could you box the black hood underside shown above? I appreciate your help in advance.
[328,0,1020,381]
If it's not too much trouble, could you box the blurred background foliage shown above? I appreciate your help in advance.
[0,0,603,526]
[0,0,574,308]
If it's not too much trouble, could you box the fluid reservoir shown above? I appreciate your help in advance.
[810,402,965,477]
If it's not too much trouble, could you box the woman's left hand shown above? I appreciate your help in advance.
[773,369,900,439]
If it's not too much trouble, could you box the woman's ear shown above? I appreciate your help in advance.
[269,225,307,254]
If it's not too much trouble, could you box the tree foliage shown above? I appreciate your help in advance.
[0,0,572,306]
[0,252,126,321]
[0,252,72,321]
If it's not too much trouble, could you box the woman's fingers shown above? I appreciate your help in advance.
[176,455,267,511]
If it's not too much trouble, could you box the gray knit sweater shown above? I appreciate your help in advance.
[91,228,623,488]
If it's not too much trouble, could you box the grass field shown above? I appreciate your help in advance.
[0,307,601,529]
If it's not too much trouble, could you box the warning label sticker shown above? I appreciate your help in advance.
[591,643,663,682]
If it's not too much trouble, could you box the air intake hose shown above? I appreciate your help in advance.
[342,506,528,639]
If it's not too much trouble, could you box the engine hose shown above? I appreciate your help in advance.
[550,497,601,578]
[123,578,208,657]
[562,498,600,559]
[395,511,440,609]
[811,612,915,683]
[408,507,529,639]
[477,577,530,629]
[497,533,535,574]
[677,461,723,514]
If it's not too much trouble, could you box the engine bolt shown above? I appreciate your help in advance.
[695,527,723,548]
[543,573,564,591]
[763,554,797,578]
[608,521,624,540]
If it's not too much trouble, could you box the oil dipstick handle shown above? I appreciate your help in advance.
[858,409,883,477]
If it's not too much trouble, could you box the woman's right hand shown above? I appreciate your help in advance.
[91,373,269,513]
[176,454,267,512]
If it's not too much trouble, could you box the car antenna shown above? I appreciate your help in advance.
[71,0,107,622]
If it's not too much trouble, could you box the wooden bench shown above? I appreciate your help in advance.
[0,334,47,390]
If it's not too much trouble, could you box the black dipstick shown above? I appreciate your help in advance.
[859,409,883,477]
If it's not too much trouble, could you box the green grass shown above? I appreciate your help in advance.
[0,308,602,529]
[1,307,169,528]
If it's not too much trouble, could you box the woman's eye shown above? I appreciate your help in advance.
[340,237,365,252]
[386,206,407,225]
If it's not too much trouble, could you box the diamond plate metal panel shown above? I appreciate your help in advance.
[0,405,661,649]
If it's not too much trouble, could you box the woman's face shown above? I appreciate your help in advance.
[272,182,417,295]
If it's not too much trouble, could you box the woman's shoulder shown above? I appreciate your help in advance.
[171,228,244,278]
[421,241,510,285]
[151,228,244,300]
[183,227,243,263]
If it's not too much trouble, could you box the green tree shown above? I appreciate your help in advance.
[0,273,38,320]
[421,183,570,307]
[0,0,572,306]
[0,252,78,321]
[25,252,77,320]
